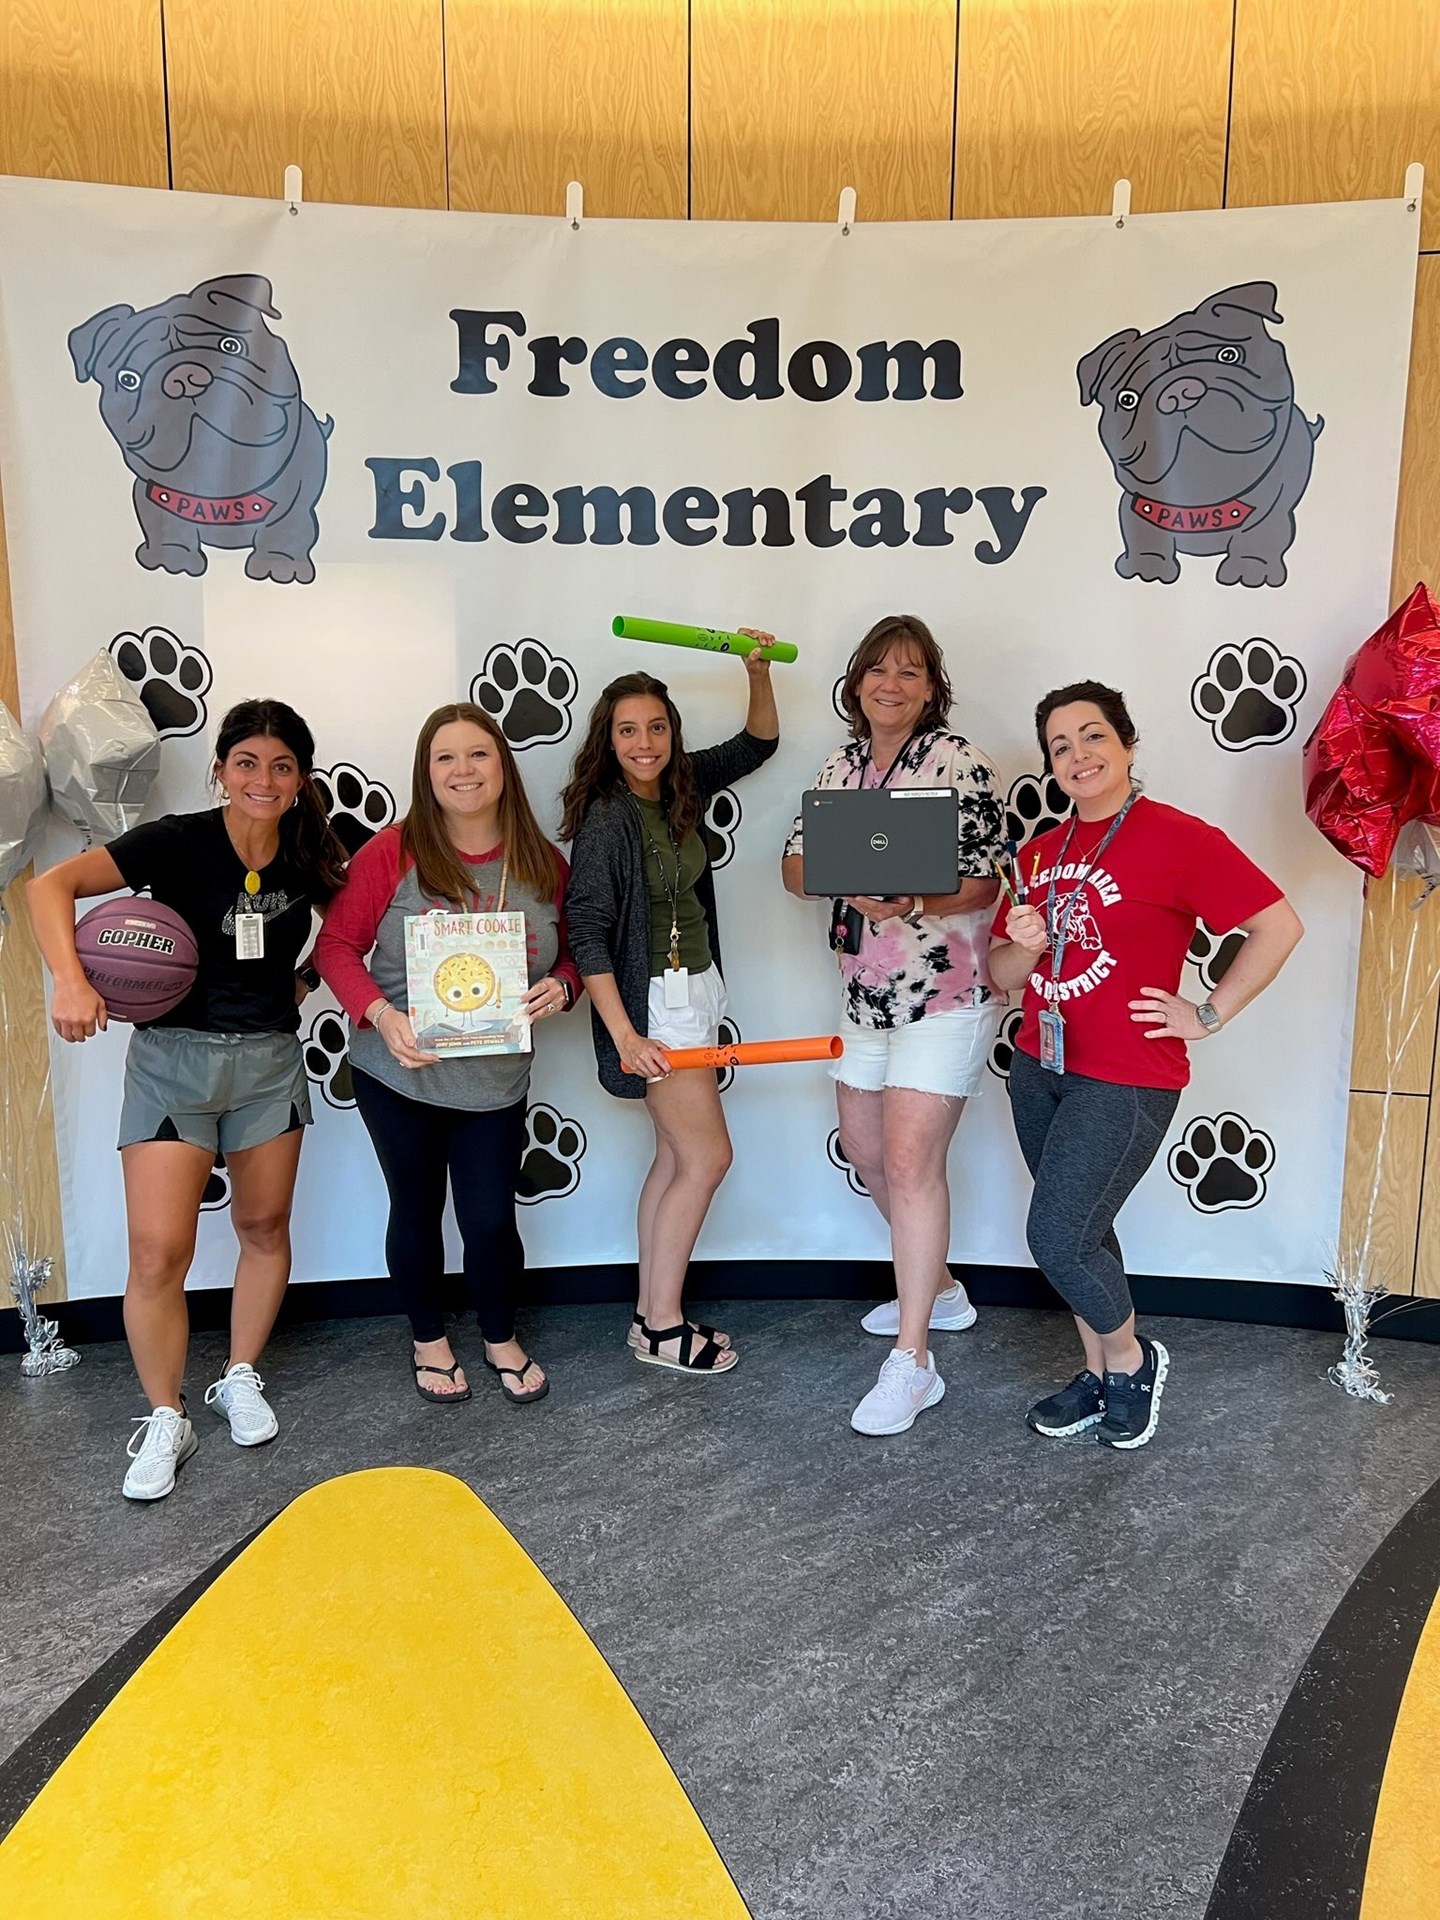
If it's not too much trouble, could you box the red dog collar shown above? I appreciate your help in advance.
[146,483,275,526]
[1131,493,1253,533]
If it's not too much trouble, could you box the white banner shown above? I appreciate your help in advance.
[0,177,1418,1298]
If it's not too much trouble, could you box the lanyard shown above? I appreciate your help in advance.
[1043,790,1137,993]
[631,800,685,970]
[861,730,919,792]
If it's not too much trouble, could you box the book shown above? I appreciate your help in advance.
[403,910,532,1056]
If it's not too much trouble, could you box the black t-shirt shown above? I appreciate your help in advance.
[108,810,318,1033]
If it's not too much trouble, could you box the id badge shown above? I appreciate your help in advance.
[235,911,265,961]
[1038,1005,1065,1074]
[662,965,690,1009]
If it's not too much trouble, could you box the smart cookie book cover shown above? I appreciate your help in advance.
[404,911,531,1055]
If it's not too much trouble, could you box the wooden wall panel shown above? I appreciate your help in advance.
[1415,1055,1440,1298]
[1350,873,1440,1096]
[0,483,66,1301]
[165,0,446,208]
[1338,1092,1428,1298]
[0,0,166,1305]
[0,0,166,187]
[447,0,687,219]
[1390,258,1440,611]
[1230,0,1440,249]
[692,0,956,222]
[954,0,1232,220]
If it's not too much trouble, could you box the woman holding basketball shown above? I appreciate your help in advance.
[560,642,778,1375]
[29,699,346,1501]
[314,702,581,1409]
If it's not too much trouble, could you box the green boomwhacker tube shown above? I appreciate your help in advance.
[612,616,799,663]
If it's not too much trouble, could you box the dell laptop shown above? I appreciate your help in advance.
[801,787,961,896]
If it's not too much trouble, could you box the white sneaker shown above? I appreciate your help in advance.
[123,1406,197,1501]
[860,1281,977,1336]
[850,1348,946,1436]
[204,1361,279,1446]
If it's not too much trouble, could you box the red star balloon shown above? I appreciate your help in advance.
[1303,583,1440,877]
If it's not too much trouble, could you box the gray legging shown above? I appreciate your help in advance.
[1007,1047,1180,1336]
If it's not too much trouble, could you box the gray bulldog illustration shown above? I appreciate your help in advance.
[68,274,331,584]
[1077,282,1322,587]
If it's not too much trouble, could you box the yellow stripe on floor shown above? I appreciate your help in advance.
[1360,1583,1440,1920]
[0,1468,751,1920]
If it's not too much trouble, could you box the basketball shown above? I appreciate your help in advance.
[74,898,199,1024]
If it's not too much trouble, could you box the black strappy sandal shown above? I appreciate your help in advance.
[634,1322,739,1374]
[484,1354,550,1406]
[627,1311,730,1352]
[411,1357,472,1405]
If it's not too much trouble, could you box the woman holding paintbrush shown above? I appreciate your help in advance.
[782,614,1007,1435]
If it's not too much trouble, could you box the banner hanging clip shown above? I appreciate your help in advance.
[1404,161,1424,215]
[837,187,857,236]
[1111,178,1131,229]
[283,165,303,217]
[566,181,584,231]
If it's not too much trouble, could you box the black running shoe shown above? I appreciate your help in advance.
[1026,1369,1105,1437]
[1097,1337,1169,1449]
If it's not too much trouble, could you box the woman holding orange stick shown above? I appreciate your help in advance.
[561,639,779,1375]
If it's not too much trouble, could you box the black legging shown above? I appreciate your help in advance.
[352,1068,528,1344]
[1007,1047,1179,1336]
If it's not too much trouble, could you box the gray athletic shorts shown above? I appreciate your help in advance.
[118,1028,311,1155]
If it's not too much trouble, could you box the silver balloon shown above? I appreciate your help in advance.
[0,700,47,894]
[1392,819,1440,898]
[38,650,160,842]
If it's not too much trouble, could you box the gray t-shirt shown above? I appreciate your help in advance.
[349,850,562,1111]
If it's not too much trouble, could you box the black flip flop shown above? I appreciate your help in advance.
[484,1355,550,1406]
[412,1357,472,1405]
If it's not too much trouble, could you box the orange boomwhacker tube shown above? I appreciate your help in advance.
[621,1035,844,1074]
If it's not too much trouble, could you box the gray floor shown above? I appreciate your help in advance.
[3,1299,1439,1920]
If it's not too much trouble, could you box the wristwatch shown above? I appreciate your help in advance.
[1195,1000,1221,1034]
[902,897,927,928]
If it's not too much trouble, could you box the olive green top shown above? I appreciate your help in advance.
[631,796,713,976]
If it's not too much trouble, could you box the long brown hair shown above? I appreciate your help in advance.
[213,698,347,899]
[400,703,561,905]
[559,672,702,842]
[838,614,952,740]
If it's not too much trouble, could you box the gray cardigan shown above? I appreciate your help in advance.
[564,729,779,1098]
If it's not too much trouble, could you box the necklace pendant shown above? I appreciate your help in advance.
[244,869,261,896]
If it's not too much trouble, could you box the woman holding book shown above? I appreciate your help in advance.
[315,702,580,1406]
[560,640,779,1375]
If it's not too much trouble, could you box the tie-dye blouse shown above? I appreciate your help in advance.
[784,727,1006,1030]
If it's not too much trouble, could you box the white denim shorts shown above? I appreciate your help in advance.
[831,1002,1001,1099]
[646,962,729,1050]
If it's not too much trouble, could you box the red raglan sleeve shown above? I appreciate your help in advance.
[549,847,584,1007]
[313,828,405,1026]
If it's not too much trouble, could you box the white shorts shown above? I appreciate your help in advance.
[831,1002,1000,1099]
[646,963,729,1050]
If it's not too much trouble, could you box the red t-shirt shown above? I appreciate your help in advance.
[991,796,1282,1090]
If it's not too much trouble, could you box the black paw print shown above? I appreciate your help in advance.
[313,763,396,858]
[472,639,578,750]
[1191,639,1307,750]
[714,1016,742,1093]
[303,1009,354,1108]
[109,628,212,738]
[703,790,742,870]
[1168,1113,1275,1213]
[987,1005,1024,1081]
[826,1127,869,1197]
[1005,770,1069,851]
[200,1153,231,1211]
[1187,921,1246,993]
[516,1103,586,1204]
[831,675,848,725]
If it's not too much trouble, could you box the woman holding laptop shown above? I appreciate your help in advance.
[782,614,1006,1435]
